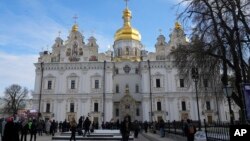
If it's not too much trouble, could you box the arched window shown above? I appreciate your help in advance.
[126,47,129,55]
[135,84,139,93]
[135,49,138,56]
[118,48,121,56]
[182,101,186,111]
[157,102,162,111]
[70,103,74,112]
[116,84,119,93]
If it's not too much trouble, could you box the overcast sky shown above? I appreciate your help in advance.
[0,0,186,97]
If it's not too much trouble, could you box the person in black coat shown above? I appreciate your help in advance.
[78,116,83,129]
[21,120,29,141]
[50,120,56,136]
[30,119,37,141]
[133,120,139,138]
[184,119,197,141]
[143,121,148,133]
[120,116,132,141]
[4,117,19,141]
[83,117,91,137]
[70,119,77,141]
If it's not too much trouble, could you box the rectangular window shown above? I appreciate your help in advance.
[136,84,139,93]
[157,102,162,111]
[115,69,119,74]
[116,109,119,117]
[46,103,50,113]
[156,79,161,88]
[136,108,140,116]
[94,103,98,112]
[182,101,186,111]
[180,79,185,87]
[116,85,119,93]
[48,80,52,90]
[71,80,75,89]
[95,80,99,89]
[70,103,74,112]
[204,79,208,88]
[135,68,139,74]
[206,101,211,110]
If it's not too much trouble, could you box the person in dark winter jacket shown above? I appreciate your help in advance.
[30,119,37,141]
[133,120,140,138]
[21,120,29,141]
[70,119,77,141]
[184,119,197,141]
[159,119,165,137]
[120,116,132,141]
[83,117,91,136]
[143,121,148,133]
[50,120,56,136]
[3,117,19,141]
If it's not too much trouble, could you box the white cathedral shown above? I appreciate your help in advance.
[32,5,229,124]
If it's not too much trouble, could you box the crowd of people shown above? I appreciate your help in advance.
[0,114,197,141]
[0,115,60,141]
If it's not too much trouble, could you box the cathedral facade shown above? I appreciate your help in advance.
[32,6,227,124]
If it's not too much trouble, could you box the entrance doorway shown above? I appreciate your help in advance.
[157,116,163,122]
[207,115,212,124]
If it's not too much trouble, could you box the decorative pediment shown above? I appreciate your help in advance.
[68,73,78,77]
[154,72,163,76]
[44,74,55,78]
[92,73,101,77]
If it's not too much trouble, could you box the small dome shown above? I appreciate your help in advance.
[114,8,141,41]
[72,24,78,32]
[175,22,182,30]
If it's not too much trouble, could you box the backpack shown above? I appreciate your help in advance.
[188,124,195,134]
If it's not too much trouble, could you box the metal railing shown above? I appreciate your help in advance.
[152,120,234,141]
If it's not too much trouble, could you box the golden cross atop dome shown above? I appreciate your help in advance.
[73,14,78,24]
[91,29,96,36]
[159,29,162,35]
[124,0,129,8]
[72,14,79,32]
[58,31,61,37]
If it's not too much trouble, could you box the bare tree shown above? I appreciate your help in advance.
[3,84,28,115]
[171,0,250,121]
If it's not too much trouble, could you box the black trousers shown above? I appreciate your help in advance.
[70,132,76,141]
[30,133,36,141]
[21,133,27,141]
[83,129,90,136]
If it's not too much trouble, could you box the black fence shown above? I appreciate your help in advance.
[160,120,232,141]
[203,119,230,141]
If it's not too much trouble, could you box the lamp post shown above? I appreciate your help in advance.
[148,60,153,122]
[38,62,44,114]
[191,68,201,131]
[223,85,234,125]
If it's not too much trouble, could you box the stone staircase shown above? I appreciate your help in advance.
[52,129,134,140]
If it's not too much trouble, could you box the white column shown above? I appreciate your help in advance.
[142,97,150,121]
[141,71,149,93]
[34,72,41,94]
[106,71,113,93]
[105,99,113,121]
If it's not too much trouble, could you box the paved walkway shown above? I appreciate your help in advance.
[21,132,186,141]
[141,131,186,141]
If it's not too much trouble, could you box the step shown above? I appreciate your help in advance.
[52,135,134,140]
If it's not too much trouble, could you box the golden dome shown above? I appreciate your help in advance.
[72,24,78,32]
[175,22,182,30]
[114,8,141,41]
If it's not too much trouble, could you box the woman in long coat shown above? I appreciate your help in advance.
[120,116,132,141]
